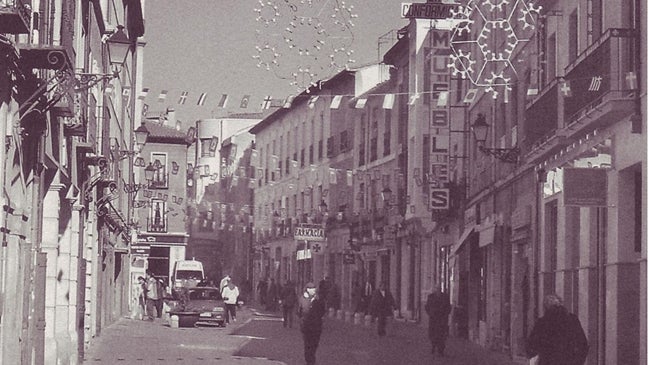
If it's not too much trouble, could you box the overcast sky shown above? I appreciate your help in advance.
[141,0,409,127]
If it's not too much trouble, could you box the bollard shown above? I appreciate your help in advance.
[328,308,336,318]
[170,315,179,328]
[344,311,352,322]
[354,313,361,325]
[364,314,373,326]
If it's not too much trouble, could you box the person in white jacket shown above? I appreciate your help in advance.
[221,280,240,323]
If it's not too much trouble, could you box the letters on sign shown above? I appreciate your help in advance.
[294,225,325,241]
[430,188,450,210]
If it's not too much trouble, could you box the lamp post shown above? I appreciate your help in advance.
[471,113,520,164]
[106,25,132,72]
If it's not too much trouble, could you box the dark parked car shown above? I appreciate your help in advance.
[169,287,226,327]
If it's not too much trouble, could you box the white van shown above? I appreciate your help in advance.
[171,260,205,291]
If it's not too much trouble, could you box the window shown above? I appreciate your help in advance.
[150,153,168,189]
[370,137,378,161]
[327,136,336,157]
[546,33,556,84]
[149,199,167,232]
[383,111,392,156]
[300,149,305,168]
[285,157,290,175]
[340,130,349,152]
[318,140,323,160]
[358,183,365,208]
[200,138,214,157]
[309,145,314,164]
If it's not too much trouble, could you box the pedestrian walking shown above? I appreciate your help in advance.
[361,280,374,315]
[297,282,326,365]
[369,282,397,337]
[145,271,162,320]
[425,284,451,357]
[221,280,240,323]
[280,280,298,328]
[526,294,589,365]
[131,276,146,320]
[257,277,268,307]
[267,278,279,311]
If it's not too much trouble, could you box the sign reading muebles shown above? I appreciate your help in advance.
[294,225,325,241]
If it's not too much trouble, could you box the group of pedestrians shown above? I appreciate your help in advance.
[132,270,165,321]
[264,277,589,365]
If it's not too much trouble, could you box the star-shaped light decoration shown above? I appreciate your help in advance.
[448,0,542,98]
[254,0,358,91]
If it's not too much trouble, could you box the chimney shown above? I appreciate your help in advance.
[165,107,176,127]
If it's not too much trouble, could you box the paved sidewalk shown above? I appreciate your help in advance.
[83,306,284,364]
[236,304,522,365]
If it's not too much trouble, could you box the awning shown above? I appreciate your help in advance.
[450,225,475,256]
[478,224,496,247]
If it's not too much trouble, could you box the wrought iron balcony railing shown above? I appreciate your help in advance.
[0,0,31,34]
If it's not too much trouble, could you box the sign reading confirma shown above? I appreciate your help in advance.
[294,224,325,241]
[401,0,458,19]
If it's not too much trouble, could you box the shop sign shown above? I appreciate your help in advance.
[131,244,150,256]
[430,187,450,210]
[401,0,459,19]
[563,168,608,206]
[294,224,325,241]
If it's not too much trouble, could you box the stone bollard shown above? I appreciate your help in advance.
[354,313,362,325]
[328,308,336,318]
[344,311,352,322]
[170,315,179,328]
[364,314,373,326]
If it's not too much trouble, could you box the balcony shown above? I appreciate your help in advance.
[0,0,31,34]
[559,28,637,139]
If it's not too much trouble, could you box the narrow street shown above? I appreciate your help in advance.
[84,304,520,365]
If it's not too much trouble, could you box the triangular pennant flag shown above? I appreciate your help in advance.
[355,98,367,109]
[240,95,251,108]
[217,94,228,108]
[308,95,319,109]
[330,95,343,109]
[283,95,296,108]
[436,91,448,107]
[178,91,188,104]
[138,87,149,100]
[158,90,168,103]
[408,93,420,105]
[383,94,395,109]
[626,71,638,90]
[463,88,478,104]
[197,92,207,106]
[142,103,149,116]
[122,87,131,99]
[560,80,573,97]
[261,95,272,109]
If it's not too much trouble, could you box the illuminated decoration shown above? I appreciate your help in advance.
[448,0,542,98]
[254,0,358,91]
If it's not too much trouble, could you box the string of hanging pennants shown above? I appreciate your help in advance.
[114,70,638,112]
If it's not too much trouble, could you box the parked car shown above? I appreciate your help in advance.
[168,287,226,327]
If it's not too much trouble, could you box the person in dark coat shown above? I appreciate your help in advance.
[297,282,326,365]
[280,280,298,328]
[369,282,397,337]
[526,294,589,365]
[267,278,279,311]
[361,280,374,315]
[425,284,452,356]
[257,278,268,307]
